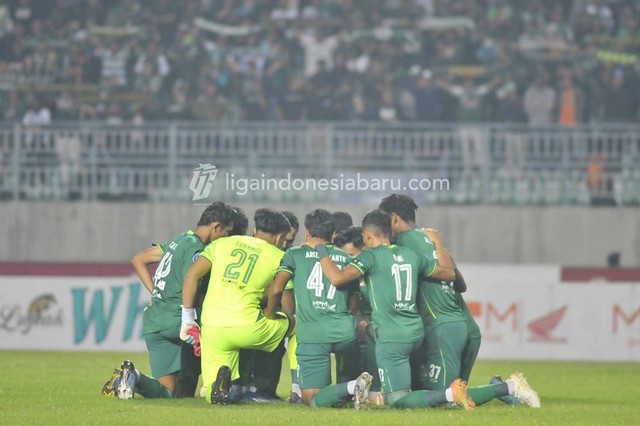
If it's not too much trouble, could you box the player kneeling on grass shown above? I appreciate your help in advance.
[316,209,474,410]
[332,225,384,406]
[267,209,373,408]
[102,202,235,399]
[181,208,295,405]
[379,194,540,408]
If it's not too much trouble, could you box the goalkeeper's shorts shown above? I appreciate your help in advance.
[200,314,290,402]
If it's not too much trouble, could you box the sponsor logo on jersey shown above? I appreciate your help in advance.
[312,300,337,311]
[193,250,202,263]
[394,302,416,312]
[527,306,568,343]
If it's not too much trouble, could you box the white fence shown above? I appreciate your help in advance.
[1,122,639,205]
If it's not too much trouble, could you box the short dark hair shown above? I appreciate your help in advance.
[254,208,291,235]
[378,194,418,222]
[304,209,334,241]
[362,209,392,238]
[281,211,299,231]
[197,201,234,227]
[332,211,353,233]
[229,206,249,236]
[333,226,364,250]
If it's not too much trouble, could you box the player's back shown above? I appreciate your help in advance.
[353,244,424,343]
[395,229,465,325]
[144,230,204,334]
[458,293,481,338]
[200,235,284,327]
[280,245,357,343]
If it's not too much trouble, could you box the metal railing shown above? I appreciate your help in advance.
[0,122,638,205]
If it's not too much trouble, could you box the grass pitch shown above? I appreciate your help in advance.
[0,351,637,425]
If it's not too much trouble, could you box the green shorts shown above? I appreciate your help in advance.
[144,326,182,378]
[375,340,422,396]
[200,314,290,402]
[297,338,359,389]
[414,321,469,390]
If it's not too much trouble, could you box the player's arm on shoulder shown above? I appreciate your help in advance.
[315,244,363,286]
[131,245,163,293]
[421,228,455,282]
[265,270,292,319]
[182,256,212,309]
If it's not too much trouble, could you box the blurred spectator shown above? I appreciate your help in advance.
[524,73,556,126]
[22,93,51,126]
[378,89,399,123]
[602,68,639,122]
[166,79,190,120]
[134,43,170,80]
[240,61,267,120]
[54,91,76,120]
[415,70,441,122]
[441,76,501,173]
[96,40,129,87]
[278,75,308,121]
[192,82,235,122]
[584,0,615,34]
[297,26,340,76]
[496,82,527,175]
[557,68,584,126]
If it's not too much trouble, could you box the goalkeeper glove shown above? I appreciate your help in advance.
[185,326,201,357]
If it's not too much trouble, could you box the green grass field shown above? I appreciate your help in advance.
[0,351,637,425]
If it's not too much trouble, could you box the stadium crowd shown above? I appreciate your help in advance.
[1,0,640,124]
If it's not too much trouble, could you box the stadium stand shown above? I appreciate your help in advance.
[0,0,639,123]
[0,1,639,205]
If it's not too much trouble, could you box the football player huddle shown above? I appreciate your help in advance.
[102,194,540,410]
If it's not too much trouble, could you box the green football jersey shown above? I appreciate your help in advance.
[351,244,429,344]
[143,230,204,334]
[458,294,481,339]
[278,245,357,344]
[395,229,466,325]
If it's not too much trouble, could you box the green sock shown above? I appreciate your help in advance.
[468,383,508,406]
[135,373,172,399]
[392,390,447,408]
[310,382,350,407]
[365,333,381,392]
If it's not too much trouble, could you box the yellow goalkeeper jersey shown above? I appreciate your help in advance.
[200,235,284,327]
